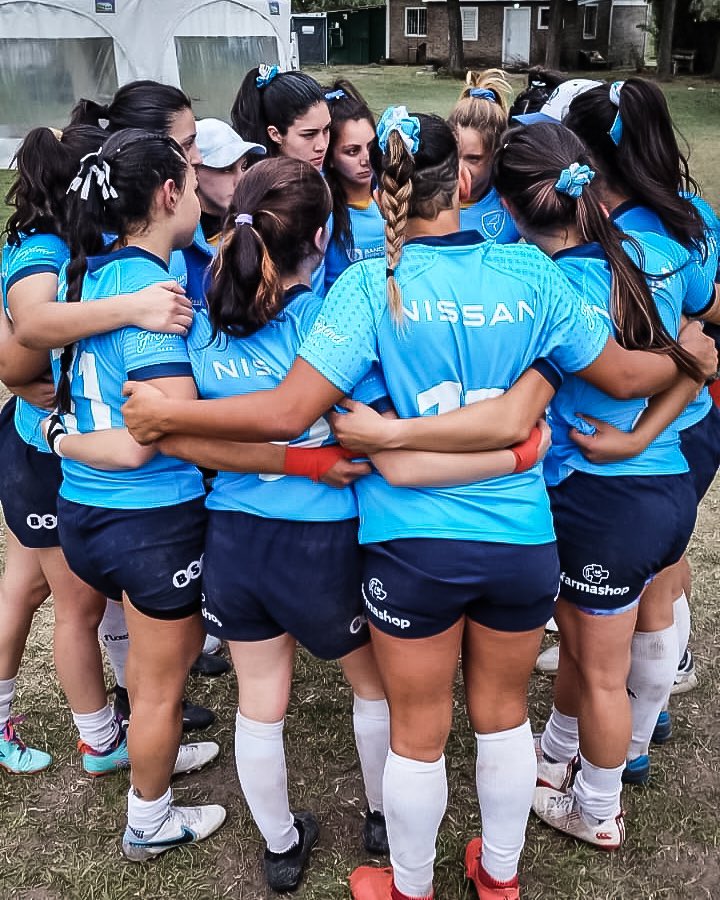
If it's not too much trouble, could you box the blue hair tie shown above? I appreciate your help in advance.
[256,64,280,89]
[469,88,496,103]
[325,89,346,102]
[377,105,421,156]
[555,162,595,199]
[608,80,624,146]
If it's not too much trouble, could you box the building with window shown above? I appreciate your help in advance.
[387,0,649,68]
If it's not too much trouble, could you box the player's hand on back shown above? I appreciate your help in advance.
[678,320,718,381]
[320,457,372,489]
[126,282,194,336]
[329,399,400,454]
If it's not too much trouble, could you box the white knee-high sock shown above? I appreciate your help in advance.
[627,625,679,759]
[540,706,579,763]
[476,720,535,883]
[673,592,691,664]
[73,704,119,752]
[98,599,129,689]
[0,677,17,730]
[353,695,390,814]
[383,750,446,899]
[573,754,624,824]
[234,711,298,854]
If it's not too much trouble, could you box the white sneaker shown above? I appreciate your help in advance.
[545,617,559,633]
[535,644,560,674]
[533,786,625,850]
[534,734,577,791]
[202,634,223,655]
[122,803,227,861]
[670,648,698,695]
[173,741,219,776]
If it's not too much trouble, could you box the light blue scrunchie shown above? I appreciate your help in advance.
[608,80,624,146]
[256,64,280,89]
[555,161,596,199]
[325,89,346,102]
[469,88,496,103]
[377,105,421,156]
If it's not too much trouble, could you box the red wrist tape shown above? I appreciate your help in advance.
[510,425,543,473]
[283,445,354,482]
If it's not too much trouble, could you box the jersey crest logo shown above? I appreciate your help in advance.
[583,563,609,585]
[481,210,505,239]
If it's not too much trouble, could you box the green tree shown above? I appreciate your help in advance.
[656,0,679,78]
[447,0,466,74]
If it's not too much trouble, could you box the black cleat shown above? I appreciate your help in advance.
[189,652,231,678]
[114,687,215,734]
[362,807,389,856]
[263,811,319,893]
[182,699,216,732]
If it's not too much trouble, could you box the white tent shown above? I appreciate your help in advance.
[0,0,292,165]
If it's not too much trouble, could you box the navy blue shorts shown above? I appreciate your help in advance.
[361,538,560,638]
[57,497,206,620]
[201,511,369,660]
[549,471,697,613]
[0,399,62,549]
[680,404,720,504]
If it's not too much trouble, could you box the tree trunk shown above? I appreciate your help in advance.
[545,0,565,69]
[656,0,678,79]
[447,0,465,74]
[712,34,720,78]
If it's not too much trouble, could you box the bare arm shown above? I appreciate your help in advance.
[10,278,193,350]
[123,358,346,445]
[570,375,703,464]
[156,434,287,473]
[329,369,555,454]
[0,305,52,387]
[371,421,551,487]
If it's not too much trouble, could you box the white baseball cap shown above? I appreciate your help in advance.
[513,79,603,125]
[196,118,266,168]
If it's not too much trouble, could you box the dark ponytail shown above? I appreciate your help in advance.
[70,80,191,134]
[494,123,704,382]
[322,79,375,256]
[206,157,331,338]
[230,67,327,154]
[564,79,707,257]
[3,125,106,245]
[56,129,190,411]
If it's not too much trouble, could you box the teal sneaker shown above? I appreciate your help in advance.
[0,717,53,775]
[80,721,129,777]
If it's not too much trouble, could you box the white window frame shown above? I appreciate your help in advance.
[461,6,479,41]
[405,7,427,37]
[537,6,550,29]
[583,4,598,39]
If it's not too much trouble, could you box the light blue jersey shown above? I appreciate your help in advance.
[189,284,386,522]
[52,246,204,509]
[299,231,609,546]
[459,187,520,243]
[611,198,718,430]
[183,221,217,311]
[543,235,709,484]
[1,232,68,452]
[324,199,385,292]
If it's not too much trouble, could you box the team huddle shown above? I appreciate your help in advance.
[0,62,718,900]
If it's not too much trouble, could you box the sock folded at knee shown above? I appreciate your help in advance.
[353,695,390,815]
[673,592,691,665]
[234,710,298,854]
[540,706,579,764]
[98,599,129,689]
[0,677,17,730]
[476,720,535,883]
[127,785,171,839]
[627,625,679,759]
[383,749,447,899]
[73,704,119,752]
[573,754,623,824]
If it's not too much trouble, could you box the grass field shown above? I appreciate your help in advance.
[0,66,719,900]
